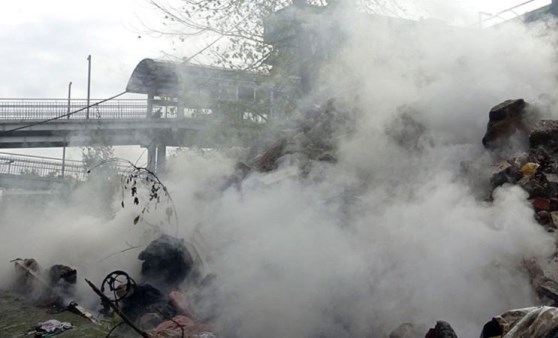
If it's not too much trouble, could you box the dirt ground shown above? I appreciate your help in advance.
[0,290,111,337]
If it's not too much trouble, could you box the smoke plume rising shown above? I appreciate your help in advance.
[2,2,558,337]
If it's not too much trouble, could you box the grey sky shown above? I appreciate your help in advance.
[0,0,550,98]
[0,0,178,98]
[0,0,550,161]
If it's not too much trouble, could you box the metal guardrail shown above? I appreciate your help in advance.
[479,0,550,27]
[0,152,86,180]
[0,99,148,120]
[0,98,269,122]
[0,152,129,181]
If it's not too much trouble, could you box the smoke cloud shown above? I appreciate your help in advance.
[2,2,558,338]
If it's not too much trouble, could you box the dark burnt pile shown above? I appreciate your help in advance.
[389,99,558,338]
[11,258,77,309]
[91,234,215,338]
[224,98,356,188]
[484,99,558,232]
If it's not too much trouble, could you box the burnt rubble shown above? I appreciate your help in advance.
[481,98,539,150]
[484,99,558,231]
[138,234,195,291]
[223,98,354,189]
[424,321,458,338]
[6,234,213,338]
[90,235,214,337]
[11,98,558,338]
[386,99,558,338]
[11,258,77,309]
[472,99,558,337]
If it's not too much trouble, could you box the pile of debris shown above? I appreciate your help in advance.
[8,234,214,338]
[11,258,77,309]
[10,97,558,338]
[388,98,558,338]
[484,99,558,232]
[224,98,355,188]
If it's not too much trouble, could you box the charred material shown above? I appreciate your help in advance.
[482,99,538,150]
[225,98,354,189]
[11,259,77,308]
[91,269,213,337]
[530,120,558,149]
[138,234,195,290]
[425,321,458,338]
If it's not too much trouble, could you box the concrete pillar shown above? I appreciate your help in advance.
[156,144,166,173]
[147,143,156,172]
[177,99,184,119]
[147,93,154,118]
[552,0,558,16]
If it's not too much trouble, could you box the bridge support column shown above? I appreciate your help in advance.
[177,99,184,119]
[147,93,154,118]
[147,143,156,172]
[156,144,166,173]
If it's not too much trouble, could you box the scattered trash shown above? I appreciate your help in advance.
[521,162,541,175]
[31,319,73,337]
[387,99,558,337]
[10,258,78,309]
[11,97,558,337]
[480,307,558,338]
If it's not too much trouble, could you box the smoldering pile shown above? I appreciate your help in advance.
[385,99,558,338]
[6,234,214,338]
[201,97,558,337]
[7,97,558,338]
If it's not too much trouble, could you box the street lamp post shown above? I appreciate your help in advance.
[62,81,72,178]
[86,55,91,119]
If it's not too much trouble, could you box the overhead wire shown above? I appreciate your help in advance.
[3,9,274,166]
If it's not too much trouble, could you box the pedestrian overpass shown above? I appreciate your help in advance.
[0,59,297,177]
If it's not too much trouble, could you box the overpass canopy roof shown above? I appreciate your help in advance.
[126,58,269,97]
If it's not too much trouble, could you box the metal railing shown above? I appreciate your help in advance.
[0,98,270,123]
[479,0,551,27]
[0,152,130,181]
[0,152,86,180]
[0,99,148,120]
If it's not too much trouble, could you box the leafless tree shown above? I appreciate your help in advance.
[146,0,407,70]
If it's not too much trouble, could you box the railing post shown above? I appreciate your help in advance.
[156,144,166,173]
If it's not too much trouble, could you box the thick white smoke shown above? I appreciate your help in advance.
[166,9,558,337]
[2,3,558,338]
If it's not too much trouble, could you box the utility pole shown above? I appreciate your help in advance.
[62,81,72,178]
[86,55,91,119]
